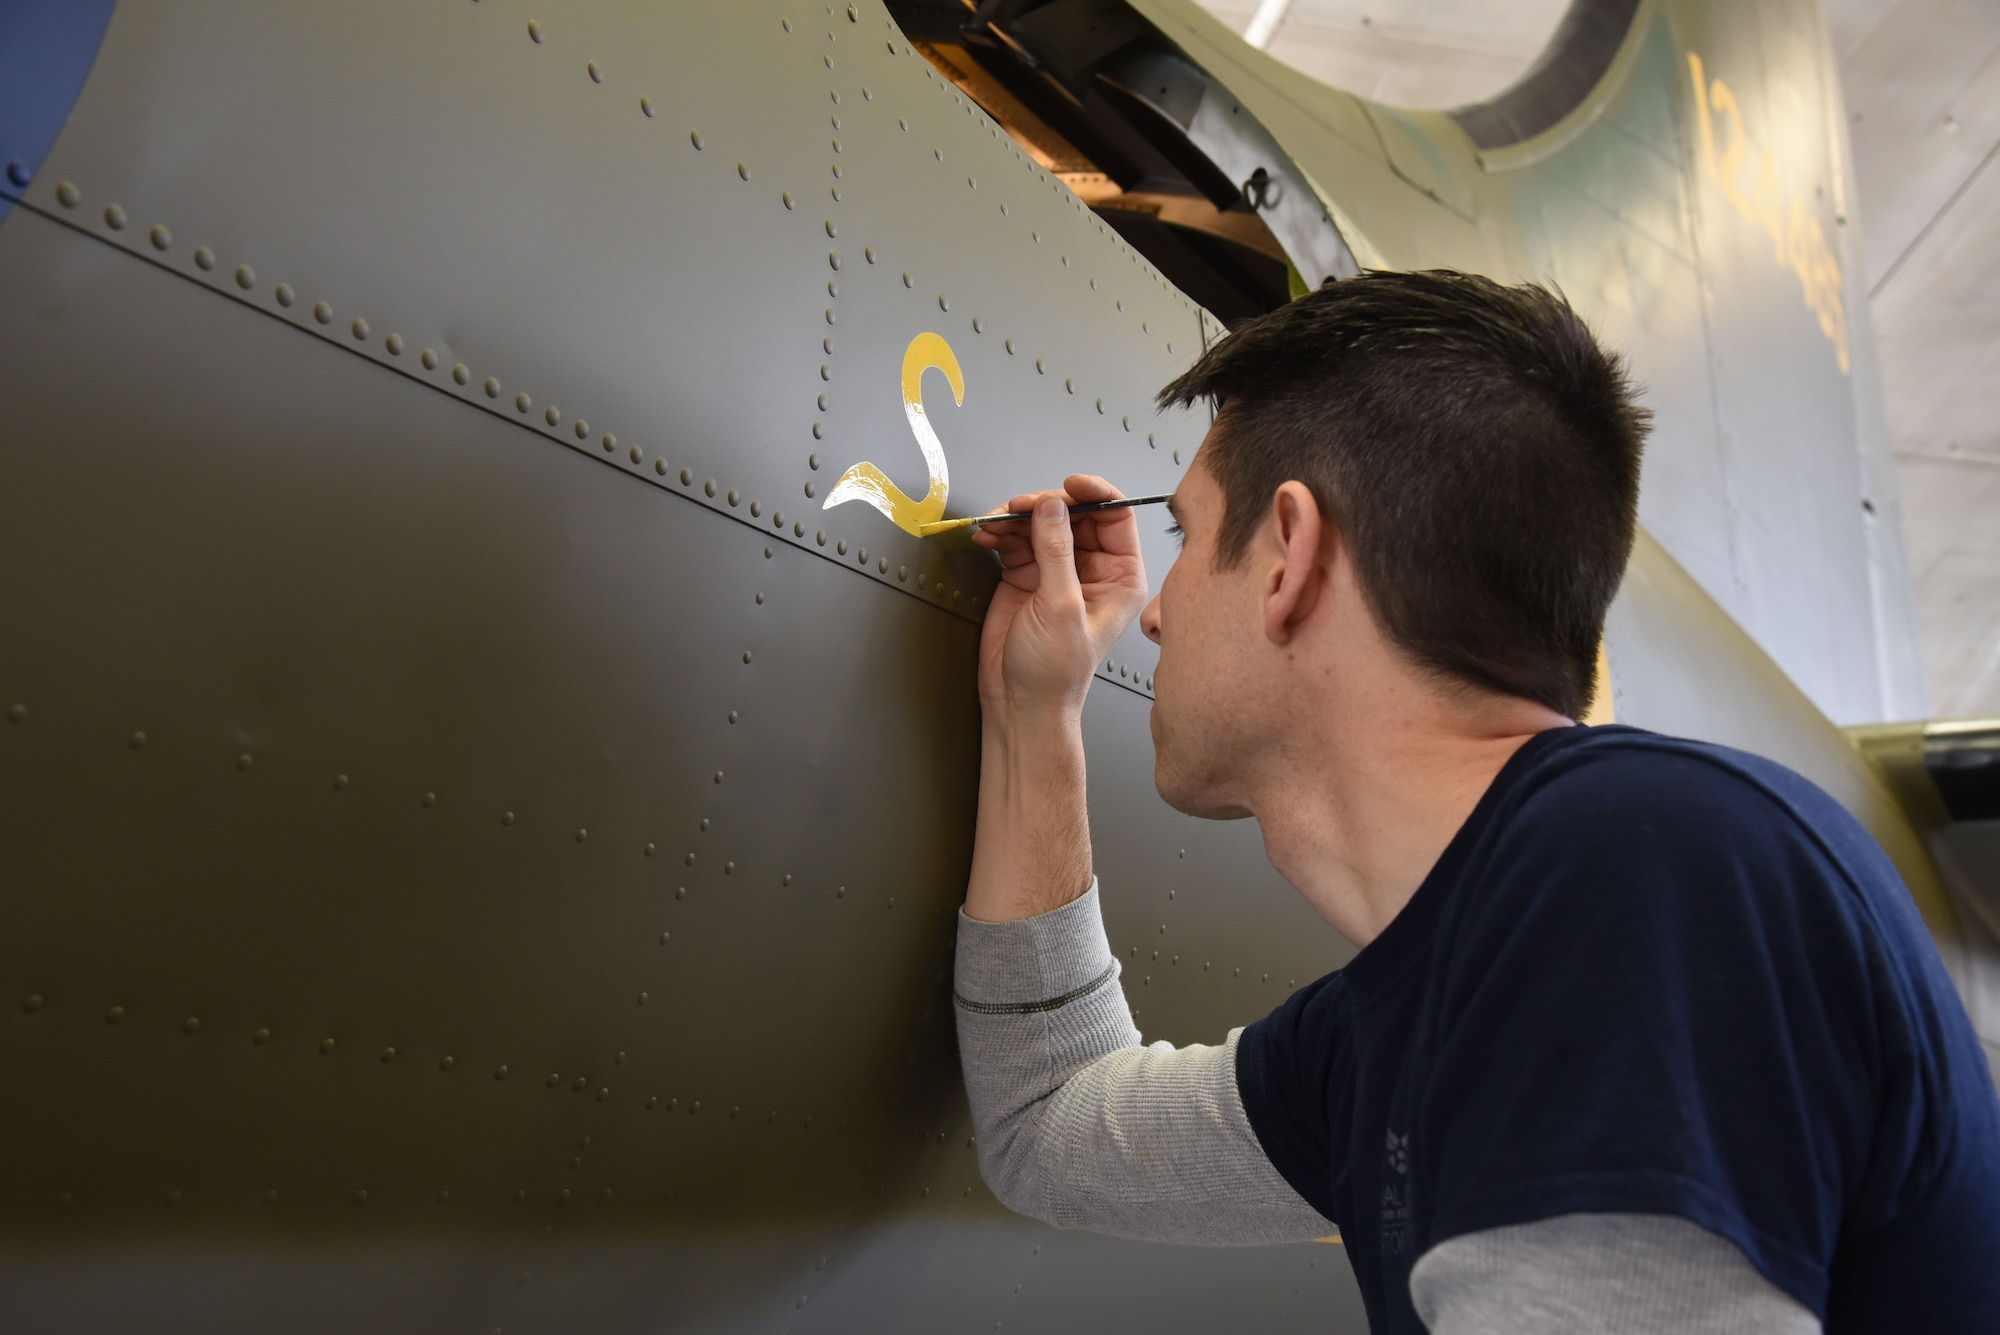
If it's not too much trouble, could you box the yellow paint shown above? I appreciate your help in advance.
[918,515,978,537]
[1316,1235,1344,1245]
[822,331,963,535]
[1687,51,1850,374]
[1581,639,1616,726]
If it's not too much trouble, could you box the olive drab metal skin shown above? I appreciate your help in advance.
[0,0,1979,1331]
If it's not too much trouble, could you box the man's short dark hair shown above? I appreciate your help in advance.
[1157,269,1649,721]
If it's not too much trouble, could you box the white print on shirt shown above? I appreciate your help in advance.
[1382,1129,1412,1256]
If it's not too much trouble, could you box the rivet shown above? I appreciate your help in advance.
[56,181,79,207]
[1090,278,1097,289]
[690,129,704,149]
[420,347,437,369]
[515,392,532,413]
[902,271,912,287]
[602,432,618,451]
[815,529,826,545]
[715,768,727,781]
[933,148,942,160]
[967,176,976,189]
[675,886,686,899]
[346,317,367,341]
[129,730,146,749]
[831,184,842,201]
[635,992,647,1006]
[727,488,740,506]
[704,478,717,496]
[831,163,842,179]
[858,546,868,563]
[700,818,711,831]
[782,189,793,209]
[527,20,543,42]
[588,60,603,82]
[682,468,694,485]
[22,993,42,1014]
[803,481,816,498]
[501,811,514,826]
[828,250,840,271]
[1173,449,1181,464]
[436,1189,449,1203]
[103,203,127,229]
[728,710,739,722]
[738,161,751,180]
[320,1037,335,1054]
[575,828,587,843]
[656,458,668,475]
[731,1106,740,1119]
[724,859,735,873]
[938,294,949,311]
[898,565,908,581]
[824,307,835,324]
[439,1056,454,1071]
[887,896,896,908]
[544,405,560,426]
[626,444,643,463]
[512,1190,525,1203]
[837,539,848,555]
[647,1096,659,1110]
[194,246,215,270]
[755,591,765,605]
[234,264,255,290]
[847,2,858,18]
[236,753,252,771]
[1065,378,1073,393]
[452,363,470,384]
[1122,415,1130,430]
[837,886,846,897]
[253,1027,270,1044]
[972,316,983,332]
[180,1015,200,1034]
[1061,255,1069,266]
[495,1065,509,1079]
[826,55,835,69]
[878,558,889,573]
[1148,432,1156,447]
[686,853,696,866]
[4,160,28,188]
[918,573,928,589]
[641,96,655,117]
[1096,398,1104,413]
[381,1046,396,1062]
[1035,358,1044,374]
[148,224,171,250]
[422,791,437,808]
[812,423,823,439]
[546,1073,561,1088]
[596,1086,609,1101]
[386,333,405,355]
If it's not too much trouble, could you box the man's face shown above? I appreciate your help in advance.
[1140,443,1262,821]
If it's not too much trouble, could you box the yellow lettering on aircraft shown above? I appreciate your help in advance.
[823,331,963,535]
[1688,51,1851,375]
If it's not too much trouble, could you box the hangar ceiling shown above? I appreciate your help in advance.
[1198,0,2000,720]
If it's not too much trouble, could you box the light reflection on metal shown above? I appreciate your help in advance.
[823,330,962,536]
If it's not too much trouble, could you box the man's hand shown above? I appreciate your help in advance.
[963,474,1149,923]
[971,474,1150,727]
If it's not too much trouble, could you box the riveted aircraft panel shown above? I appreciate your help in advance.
[0,137,1356,1326]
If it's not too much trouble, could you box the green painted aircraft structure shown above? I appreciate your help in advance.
[1,0,1991,1329]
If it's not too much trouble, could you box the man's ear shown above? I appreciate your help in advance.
[1263,481,1327,645]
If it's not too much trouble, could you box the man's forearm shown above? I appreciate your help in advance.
[965,710,1092,923]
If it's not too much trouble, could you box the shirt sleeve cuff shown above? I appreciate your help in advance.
[955,880,1115,1008]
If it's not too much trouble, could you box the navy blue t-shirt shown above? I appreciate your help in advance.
[1236,725,2000,1333]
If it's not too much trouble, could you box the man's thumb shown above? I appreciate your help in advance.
[1031,494,1081,600]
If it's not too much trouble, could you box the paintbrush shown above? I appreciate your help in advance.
[918,492,1174,537]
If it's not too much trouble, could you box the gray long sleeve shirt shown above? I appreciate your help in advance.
[954,883,1820,1333]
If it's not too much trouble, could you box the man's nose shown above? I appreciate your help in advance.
[1140,593,1162,645]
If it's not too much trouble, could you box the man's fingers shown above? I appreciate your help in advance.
[1028,491,1083,604]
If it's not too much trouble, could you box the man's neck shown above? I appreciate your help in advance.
[1252,682,1568,949]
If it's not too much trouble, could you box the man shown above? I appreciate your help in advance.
[952,271,2000,1333]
